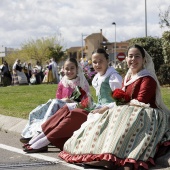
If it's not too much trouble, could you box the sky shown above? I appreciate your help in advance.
[0,0,169,50]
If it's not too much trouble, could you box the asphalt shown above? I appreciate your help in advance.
[0,114,169,170]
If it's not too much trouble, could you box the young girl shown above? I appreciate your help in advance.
[20,57,90,143]
[23,48,122,153]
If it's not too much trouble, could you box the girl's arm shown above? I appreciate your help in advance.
[109,73,122,91]
[136,77,156,103]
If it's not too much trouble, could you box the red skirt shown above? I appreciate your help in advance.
[42,105,89,150]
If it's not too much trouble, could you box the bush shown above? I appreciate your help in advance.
[129,37,164,73]
[116,68,127,78]
[158,64,170,85]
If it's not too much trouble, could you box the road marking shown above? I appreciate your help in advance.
[0,144,93,170]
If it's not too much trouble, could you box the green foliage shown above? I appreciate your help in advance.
[48,46,66,62]
[129,37,164,73]
[162,31,170,64]
[116,68,127,78]
[21,36,65,64]
[157,64,170,85]
[5,35,65,67]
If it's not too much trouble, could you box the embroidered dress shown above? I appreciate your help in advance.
[21,75,90,139]
[59,70,170,170]
[12,61,22,85]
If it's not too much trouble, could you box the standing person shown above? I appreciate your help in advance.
[51,58,59,84]
[59,44,170,170]
[42,60,53,84]
[11,59,22,85]
[1,61,12,86]
[47,59,54,84]
[27,63,33,84]
[22,48,122,153]
[22,62,29,83]
[34,61,42,84]
[59,66,65,81]
[20,57,90,143]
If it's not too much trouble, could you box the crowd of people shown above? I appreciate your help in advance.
[18,45,170,170]
[0,58,60,86]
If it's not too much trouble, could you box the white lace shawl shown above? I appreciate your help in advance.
[60,64,89,92]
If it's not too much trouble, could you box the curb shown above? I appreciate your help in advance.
[0,114,27,134]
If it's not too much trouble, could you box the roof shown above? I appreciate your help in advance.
[85,33,108,41]
[67,47,82,52]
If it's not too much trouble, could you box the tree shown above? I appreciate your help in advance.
[129,36,164,73]
[48,46,66,62]
[162,31,170,64]
[21,35,65,65]
[159,5,170,28]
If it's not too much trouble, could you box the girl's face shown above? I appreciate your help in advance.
[92,53,108,76]
[126,47,145,74]
[63,61,78,80]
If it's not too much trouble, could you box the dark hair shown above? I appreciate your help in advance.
[126,44,145,58]
[36,61,40,65]
[92,48,109,60]
[64,57,78,68]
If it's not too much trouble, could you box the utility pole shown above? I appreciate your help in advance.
[145,0,147,37]
[112,22,116,66]
[81,33,87,58]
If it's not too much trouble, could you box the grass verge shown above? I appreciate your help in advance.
[0,84,169,119]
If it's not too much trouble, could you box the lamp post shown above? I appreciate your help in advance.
[112,22,116,66]
[81,33,87,58]
[145,0,147,37]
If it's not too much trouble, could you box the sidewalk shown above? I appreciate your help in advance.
[0,114,169,170]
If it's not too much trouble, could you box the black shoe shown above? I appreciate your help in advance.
[22,143,30,149]
[23,146,48,153]
[20,137,32,144]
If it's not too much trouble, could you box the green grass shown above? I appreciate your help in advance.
[0,84,169,119]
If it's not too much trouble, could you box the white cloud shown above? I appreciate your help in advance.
[0,0,169,49]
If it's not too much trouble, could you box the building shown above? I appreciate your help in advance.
[67,29,130,64]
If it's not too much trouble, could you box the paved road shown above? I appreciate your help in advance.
[0,131,85,170]
[0,114,169,170]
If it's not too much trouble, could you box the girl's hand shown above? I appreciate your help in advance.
[61,98,73,103]
[91,106,109,114]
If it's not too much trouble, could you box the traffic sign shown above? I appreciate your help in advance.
[117,52,126,61]
[0,46,6,57]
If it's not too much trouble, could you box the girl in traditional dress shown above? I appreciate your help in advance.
[23,48,122,153]
[47,60,54,83]
[11,59,22,85]
[59,45,170,170]
[1,60,12,86]
[20,57,90,143]
[42,60,53,84]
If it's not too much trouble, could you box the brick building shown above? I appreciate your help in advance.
[67,29,130,65]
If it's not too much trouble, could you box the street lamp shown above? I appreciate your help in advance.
[112,22,116,66]
[145,0,147,37]
[81,33,87,58]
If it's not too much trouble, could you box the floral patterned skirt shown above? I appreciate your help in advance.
[59,105,170,169]
[21,99,66,138]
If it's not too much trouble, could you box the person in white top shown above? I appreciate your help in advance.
[50,58,59,84]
